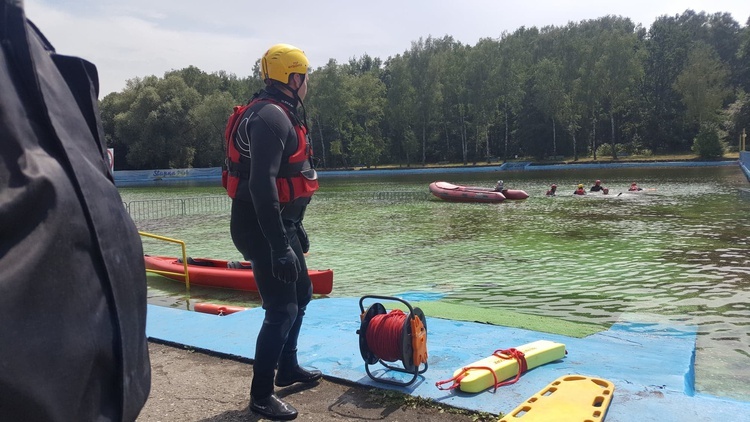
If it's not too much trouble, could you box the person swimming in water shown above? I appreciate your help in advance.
[590,179,607,192]
[628,182,643,191]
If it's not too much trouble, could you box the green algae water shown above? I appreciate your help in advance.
[123,165,750,401]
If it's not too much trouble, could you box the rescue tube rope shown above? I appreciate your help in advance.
[435,348,528,392]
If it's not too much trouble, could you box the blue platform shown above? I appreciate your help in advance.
[146,297,750,421]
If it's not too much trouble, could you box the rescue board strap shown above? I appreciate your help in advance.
[435,348,528,392]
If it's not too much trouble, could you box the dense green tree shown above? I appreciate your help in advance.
[100,82,142,169]
[575,20,606,160]
[121,76,202,168]
[554,23,587,160]
[642,14,693,152]
[99,9,748,171]
[166,66,221,96]
[408,37,445,165]
[703,12,743,87]
[496,29,533,161]
[692,123,725,158]
[346,54,383,78]
[466,38,500,162]
[383,54,419,165]
[531,58,564,157]
[736,17,750,91]
[307,59,355,167]
[188,91,237,168]
[435,44,470,164]
[344,73,386,167]
[593,22,644,159]
[723,91,750,151]
[673,42,730,126]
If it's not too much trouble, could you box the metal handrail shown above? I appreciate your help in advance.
[139,231,190,292]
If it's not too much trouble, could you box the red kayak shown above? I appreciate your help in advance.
[144,255,334,295]
[429,181,529,203]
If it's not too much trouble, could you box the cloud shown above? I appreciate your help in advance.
[23,0,750,97]
[25,2,260,96]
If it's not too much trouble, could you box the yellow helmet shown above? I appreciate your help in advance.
[261,43,309,84]
[578,184,584,188]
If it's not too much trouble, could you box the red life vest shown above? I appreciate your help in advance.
[222,97,318,203]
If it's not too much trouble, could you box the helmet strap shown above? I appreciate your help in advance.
[287,74,310,128]
[267,76,310,129]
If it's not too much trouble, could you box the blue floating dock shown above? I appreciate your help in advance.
[146,297,750,421]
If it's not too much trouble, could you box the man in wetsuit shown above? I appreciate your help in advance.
[590,179,607,192]
[1,2,150,420]
[225,43,320,421]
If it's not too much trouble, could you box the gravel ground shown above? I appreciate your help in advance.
[137,341,495,422]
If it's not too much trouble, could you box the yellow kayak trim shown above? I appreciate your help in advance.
[452,340,566,393]
[499,375,614,422]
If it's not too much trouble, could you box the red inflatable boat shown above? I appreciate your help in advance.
[429,181,529,203]
[144,255,334,295]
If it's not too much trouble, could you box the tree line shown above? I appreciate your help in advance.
[100,10,750,170]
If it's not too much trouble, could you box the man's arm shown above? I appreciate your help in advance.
[247,105,300,281]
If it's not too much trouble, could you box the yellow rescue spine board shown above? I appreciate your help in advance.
[499,375,614,422]
[454,340,566,393]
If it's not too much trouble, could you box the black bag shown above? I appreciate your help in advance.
[0,1,151,420]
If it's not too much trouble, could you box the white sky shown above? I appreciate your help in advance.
[23,0,750,97]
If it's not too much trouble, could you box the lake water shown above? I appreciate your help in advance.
[123,165,750,401]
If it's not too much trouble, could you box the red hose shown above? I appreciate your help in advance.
[366,309,407,362]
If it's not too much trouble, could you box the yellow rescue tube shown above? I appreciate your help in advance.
[453,340,566,393]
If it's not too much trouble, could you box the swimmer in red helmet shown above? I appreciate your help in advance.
[590,179,608,194]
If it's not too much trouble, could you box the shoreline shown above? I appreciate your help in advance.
[114,158,744,186]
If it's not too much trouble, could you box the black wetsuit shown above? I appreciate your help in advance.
[229,86,312,399]
[590,185,606,192]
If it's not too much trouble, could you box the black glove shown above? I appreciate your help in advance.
[271,246,301,283]
[296,222,310,253]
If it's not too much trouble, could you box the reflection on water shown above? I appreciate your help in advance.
[126,166,750,401]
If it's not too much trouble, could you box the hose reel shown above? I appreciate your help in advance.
[357,295,428,386]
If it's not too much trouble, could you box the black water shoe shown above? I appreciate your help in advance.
[275,366,322,387]
[250,394,298,420]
